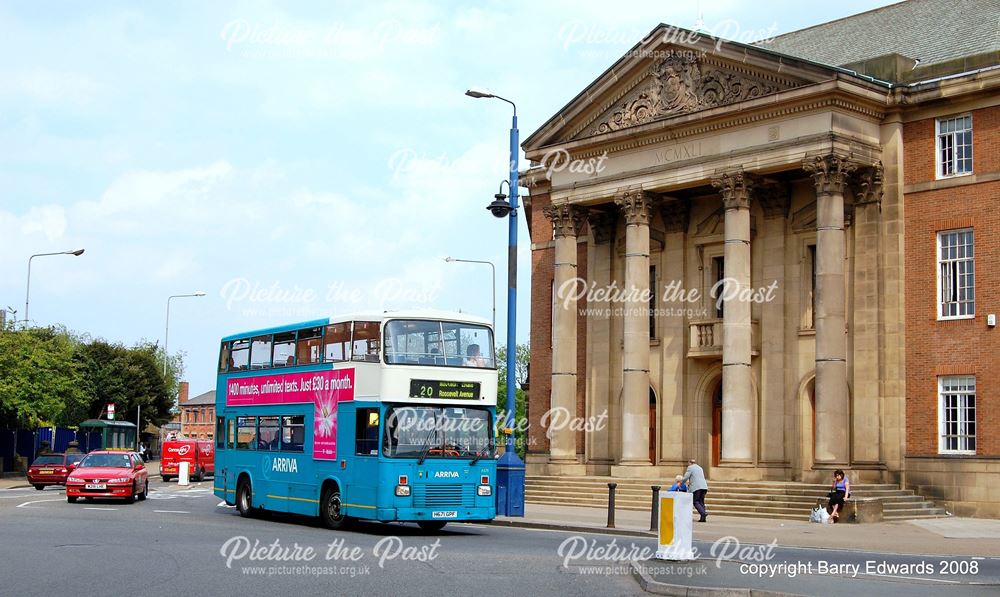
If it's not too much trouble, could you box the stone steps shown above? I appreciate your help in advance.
[525,475,949,521]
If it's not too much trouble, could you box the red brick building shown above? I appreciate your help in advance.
[903,104,1000,516]
[177,382,216,441]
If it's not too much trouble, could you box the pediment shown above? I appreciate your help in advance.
[575,53,803,140]
[522,25,845,154]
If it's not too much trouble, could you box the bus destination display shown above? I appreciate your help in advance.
[410,379,480,400]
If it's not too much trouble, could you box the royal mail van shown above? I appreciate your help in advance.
[160,439,214,482]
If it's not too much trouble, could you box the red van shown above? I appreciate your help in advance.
[160,439,214,482]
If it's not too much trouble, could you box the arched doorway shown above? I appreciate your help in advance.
[711,382,722,467]
[649,387,657,463]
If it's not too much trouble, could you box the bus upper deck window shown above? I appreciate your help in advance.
[324,323,351,362]
[297,327,323,365]
[230,339,250,371]
[218,342,231,372]
[352,321,380,362]
[272,332,296,367]
[250,335,272,369]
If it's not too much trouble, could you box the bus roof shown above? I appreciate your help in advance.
[221,309,492,342]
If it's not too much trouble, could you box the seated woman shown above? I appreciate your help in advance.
[668,475,687,492]
[827,469,851,521]
[464,344,486,367]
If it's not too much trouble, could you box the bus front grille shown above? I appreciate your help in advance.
[414,484,472,508]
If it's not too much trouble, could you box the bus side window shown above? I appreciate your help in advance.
[250,335,272,369]
[231,339,250,370]
[355,409,379,456]
[324,323,351,362]
[272,332,296,367]
[219,342,231,373]
[237,416,257,450]
[352,321,380,362]
[227,419,236,449]
[281,416,304,452]
[216,417,225,449]
[296,327,323,365]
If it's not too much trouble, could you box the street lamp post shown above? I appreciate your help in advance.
[164,291,206,377]
[24,249,85,325]
[466,87,525,517]
[444,257,496,331]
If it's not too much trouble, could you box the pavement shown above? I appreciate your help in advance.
[491,502,1000,557]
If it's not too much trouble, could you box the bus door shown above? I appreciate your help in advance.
[257,416,288,513]
[347,405,380,514]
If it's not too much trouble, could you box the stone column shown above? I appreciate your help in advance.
[758,185,789,465]
[615,189,654,466]
[851,164,884,465]
[712,171,754,463]
[659,199,689,464]
[803,154,856,465]
[585,209,615,466]
[543,203,584,464]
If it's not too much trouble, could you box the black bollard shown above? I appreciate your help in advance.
[650,485,661,531]
[607,482,618,529]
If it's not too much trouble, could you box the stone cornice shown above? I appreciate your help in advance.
[542,203,585,238]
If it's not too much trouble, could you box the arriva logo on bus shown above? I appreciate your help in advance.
[272,457,299,473]
[433,471,459,479]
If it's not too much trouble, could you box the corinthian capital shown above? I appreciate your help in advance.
[803,154,857,196]
[542,203,585,238]
[712,169,754,210]
[614,188,655,226]
[852,161,884,207]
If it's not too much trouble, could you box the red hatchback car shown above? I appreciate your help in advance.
[27,453,86,490]
[65,451,149,504]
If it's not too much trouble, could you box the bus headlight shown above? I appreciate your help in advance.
[395,485,411,497]
[477,485,492,496]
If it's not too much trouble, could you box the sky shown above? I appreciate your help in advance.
[0,0,898,394]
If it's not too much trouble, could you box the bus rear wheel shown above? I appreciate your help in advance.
[320,487,349,529]
[417,521,447,532]
[236,479,254,518]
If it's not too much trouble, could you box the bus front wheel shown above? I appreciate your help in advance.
[237,479,254,518]
[320,486,349,530]
[417,521,447,533]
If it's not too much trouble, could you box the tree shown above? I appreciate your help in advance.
[73,340,176,431]
[0,326,86,428]
[496,343,529,459]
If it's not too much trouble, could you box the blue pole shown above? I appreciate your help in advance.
[506,112,518,455]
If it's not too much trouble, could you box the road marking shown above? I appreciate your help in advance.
[16,498,63,508]
[217,501,235,508]
[154,510,191,514]
[83,507,118,511]
[866,573,960,584]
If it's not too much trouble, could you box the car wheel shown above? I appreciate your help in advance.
[417,521,447,533]
[124,482,136,504]
[67,495,77,503]
[138,480,148,501]
[161,475,171,482]
[236,478,255,518]
[320,486,350,530]
[33,484,44,491]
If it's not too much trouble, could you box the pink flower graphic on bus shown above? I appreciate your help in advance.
[315,395,336,438]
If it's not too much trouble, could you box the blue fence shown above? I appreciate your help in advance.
[0,428,104,473]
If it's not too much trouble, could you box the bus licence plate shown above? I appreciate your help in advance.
[432,511,457,519]
[85,483,106,490]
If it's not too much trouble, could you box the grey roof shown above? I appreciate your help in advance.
[758,0,1000,67]
[183,390,216,406]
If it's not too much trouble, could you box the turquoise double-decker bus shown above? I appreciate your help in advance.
[213,310,498,531]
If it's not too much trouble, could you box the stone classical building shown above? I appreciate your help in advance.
[521,0,1000,514]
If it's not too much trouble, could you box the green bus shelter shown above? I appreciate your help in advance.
[79,419,137,451]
